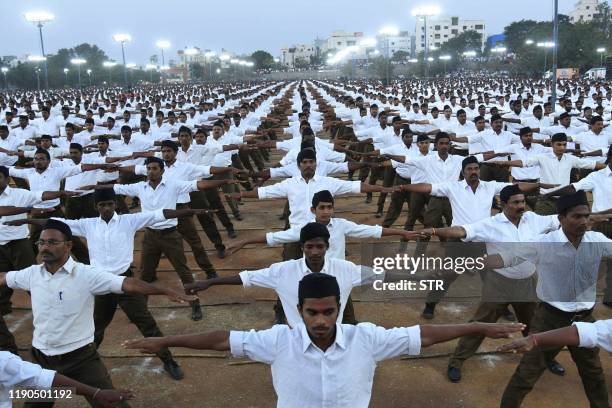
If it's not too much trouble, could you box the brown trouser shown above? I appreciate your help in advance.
[26,343,129,408]
[176,203,216,276]
[448,273,537,369]
[94,268,173,362]
[382,175,411,227]
[213,171,240,216]
[480,163,510,182]
[376,166,396,213]
[189,189,232,245]
[534,195,557,216]
[0,238,36,354]
[140,227,194,287]
[501,303,609,408]
[594,221,612,303]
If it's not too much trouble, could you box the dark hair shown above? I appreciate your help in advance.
[145,156,164,169]
[34,148,50,160]
[435,132,450,144]
[178,125,192,135]
[69,143,83,152]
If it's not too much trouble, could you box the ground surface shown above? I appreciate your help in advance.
[7,148,612,407]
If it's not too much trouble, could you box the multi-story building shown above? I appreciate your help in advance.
[324,31,364,53]
[415,16,486,53]
[569,0,602,23]
[376,31,411,58]
[280,43,317,67]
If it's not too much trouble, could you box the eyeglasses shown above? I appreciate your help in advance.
[35,240,68,247]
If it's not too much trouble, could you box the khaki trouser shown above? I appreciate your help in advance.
[382,175,411,228]
[176,203,216,276]
[501,303,609,408]
[140,228,194,287]
[593,221,612,303]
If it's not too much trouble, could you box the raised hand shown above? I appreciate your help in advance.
[122,337,166,354]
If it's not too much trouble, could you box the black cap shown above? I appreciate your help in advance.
[519,127,532,136]
[297,148,316,164]
[557,190,589,213]
[42,219,72,240]
[93,188,116,203]
[461,155,479,170]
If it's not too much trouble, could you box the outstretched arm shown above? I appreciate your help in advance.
[184,275,243,294]
[420,322,525,347]
[121,278,197,303]
[497,325,580,353]
[123,331,231,353]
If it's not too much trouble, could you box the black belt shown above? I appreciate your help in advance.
[146,226,177,235]
[35,342,94,360]
[542,302,593,321]
[514,179,538,183]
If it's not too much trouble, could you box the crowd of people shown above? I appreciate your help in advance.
[0,76,610,407]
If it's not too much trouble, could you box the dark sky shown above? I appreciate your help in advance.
[2,0,578,64]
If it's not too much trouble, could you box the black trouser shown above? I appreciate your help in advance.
[594,221,612,303]
[189,190,230,247]
[382,175,411,227]
[176,203,216,276]
[376,166,396,213]
[94,268,173,363]
[64,195,97,264]
[501,303,609,408]
[26,343,129,408]
[0,238,36,354]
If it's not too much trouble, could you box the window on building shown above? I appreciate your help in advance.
[391,42,395,45]
[435,34,440,39]
[337,42,341,46]
[475,24,483,30]
[444,35,448,38]
[347,41,356,46]
[451,29,458,35]
[452,17,458,25]
[444,26,448,29]
[463,26,467,30]
[435,25,441,30]
[586,5,590,9]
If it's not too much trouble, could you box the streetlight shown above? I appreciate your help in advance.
[205,51,216,79]
[145,64,157,82]
[113,33,132,86]
[412,4,441,77]
[156,40,170,82]
[1,67,8,89]
[492,46,507,53]
[34,68,41,91]
[439,55,451,75]
[86,69,92,85]
[63,68,68,84]
[103,61,117,83]
[537,41,555,74]
[597,47,606,66]
[24,11,54,89]
[27,56,46,90]
[70,58,86,89]
[525,39,534,45]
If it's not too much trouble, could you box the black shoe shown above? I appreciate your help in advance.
[502,307,516,322]
[215,245,226,259]
[422,303,436,320]
[206,271,219,279]
[375,211,383,218]
[163,359,184,380]
[227,228,237,239]
[191,302,203,321]
[447,366,461,383]
[603,301,612,308]
[365,193,372,204]
[546,360,565,376]
[234,212,244,221]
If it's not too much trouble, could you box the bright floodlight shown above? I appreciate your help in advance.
[103,61,117,67]
[86,69,92,74]
[1,67,9,73]
[216,68,221,73]
[525,39,534,45]
[411,5,441,17]
[359,38,377,47]
[439,55,451,60]
[160,65,170,70]
[246,62,254,67]
[427,57,434,62]
[239,61,247,66]
[462,51,476,57]
[219,55,230,61]
[230,59,239,64]
[204,51,217,58]
[70,58,86,65]
[126,63,137,69]
[537,41,555,48]
[63,68,68,73]
[429,46,438,51]
[597,47,606,53]
[492,47,507,53]
[113,33,132,43]
[24,11,55,23]
[408,58,418,63]
[378,26,400,36]
[27,55,46,62]
[184,48,199,56]
[145,64,157,70]
[156,40,171,49]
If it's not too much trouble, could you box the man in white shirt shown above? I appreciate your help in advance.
[487,191,612,408]
[420,185,562,382]
[0,219,194,407]
[124,272,524,408]
[0,351,133,407]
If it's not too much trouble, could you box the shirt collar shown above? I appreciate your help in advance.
[300,257,328,275]
[42,257,76,280]
[299,323,346,353]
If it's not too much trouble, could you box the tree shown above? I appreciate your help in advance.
[440,30,483,57]
[293,57,309,69]
[189,62,204,80]
[392,50,410,62]
[251,50,274,70]
[371,56,394,85]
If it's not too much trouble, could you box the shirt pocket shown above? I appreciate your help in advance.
[60,296,82,317]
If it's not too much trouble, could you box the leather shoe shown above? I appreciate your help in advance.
[447,366,461,383]
[234,213,244,221]
[365,193,372,204]
[216,245,226,258]
[421,303,436,320]
[206,271,219,280]
[227,228,237,239]
[375,211,383,218]
[546,359,565,376]
[191,302,203,321]
[163,359,184,380]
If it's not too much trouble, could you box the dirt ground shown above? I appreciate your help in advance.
[6,149,612,407]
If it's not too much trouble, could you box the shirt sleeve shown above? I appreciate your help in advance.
[323,161,349,175]
[574,320,612,352]
[5,268,33,291]
[570,155,597,170]
[175,180,200,195]
[430,182,451,197]
[572,172,596,192]
[360,323,421,362]
[266,228,300,246]
[83,267,126,295]
[462,219,491,242]
[17,190,45,207]
[257,179,289,199]
[341,219,383,239]
[239,265,280,289]
[58,164,83,178]
[494,181,512,194]
[229,326,283,364]
[134,165,147,177]
[127,210,166,231]
[113,183,141,197]
[8,167,30,179]
[327,179,361,196]
[269,166,293,178]
[0,352,56,389]
[52,217,87,237]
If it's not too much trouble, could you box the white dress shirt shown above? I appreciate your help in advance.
[269,161,348,179]
[6,257,125,355]
[113,179,199,229]
[431,180,511,226]
[230,322,421,408]
[0,352,55,408]
[57,210,166,275]
[574,320,612,352]
[0,187,44,245]
[500,143,551,180]
[522,152,596,192]
[572,166,612,212]
[258,176,361,228]
[266,217,382,261]
[572,130,612,163]
[239,257,377,327]
[134,162,211,204]
[8,165,83,209]
[401,153,484,184]
[462,211,559,279]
